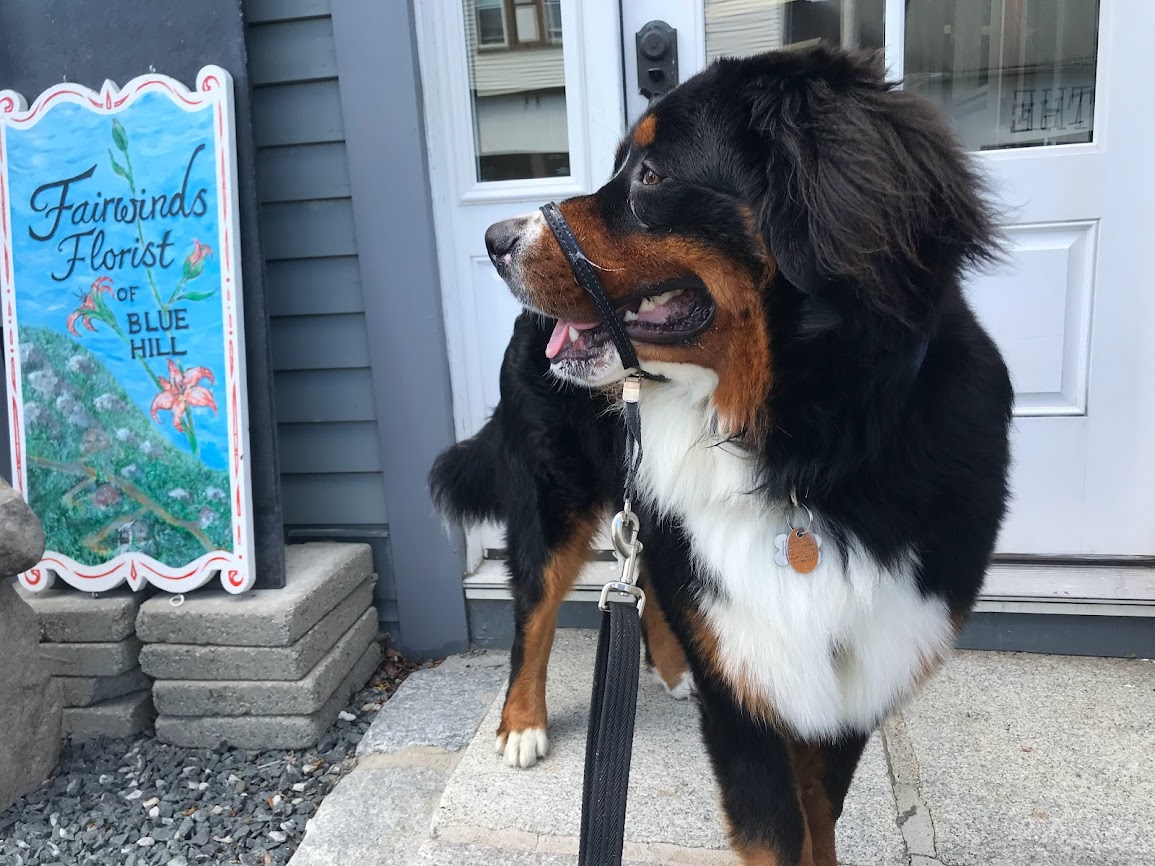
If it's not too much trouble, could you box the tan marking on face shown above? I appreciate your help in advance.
[633,113,658,148]
[521,196,775,440]
[639,578,690,690]
[497,515,597,738]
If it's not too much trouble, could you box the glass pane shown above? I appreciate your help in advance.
[464,0,571,182]
[705,0,885,62]
[905,0,1099,151]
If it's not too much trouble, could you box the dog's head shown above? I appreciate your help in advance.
[485,46,999,440]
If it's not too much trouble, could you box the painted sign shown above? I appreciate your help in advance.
[0,67,254,594]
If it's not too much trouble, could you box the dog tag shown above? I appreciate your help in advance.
[775,529,822,574]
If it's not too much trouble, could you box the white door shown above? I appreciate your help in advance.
[420,0,1155,606]
[415,0,626,564]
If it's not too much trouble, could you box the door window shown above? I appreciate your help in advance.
[463,0,571,181]
[701,1,1098,153]
[905,0,1099,151]
[704,0,885,61]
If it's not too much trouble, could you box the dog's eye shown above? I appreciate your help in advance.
[640,167,663,186]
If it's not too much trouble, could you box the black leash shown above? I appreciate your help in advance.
[540,201,649,866]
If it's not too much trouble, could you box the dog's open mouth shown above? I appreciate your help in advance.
[545,278,715,362]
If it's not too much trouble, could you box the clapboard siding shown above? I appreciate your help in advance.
[281,473,388,524]
[277,421,382,474]
[256,143,351,203]
[261,200,358,260]
[274,369,377,423]
[253,80,345,146]
[270,313,371,371]
[246,0,331,25]
[266,257,364,317]
[249,18,340,85]
[379,602,400,624]
[245,2,387,538]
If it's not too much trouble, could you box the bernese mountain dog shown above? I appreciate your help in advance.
[431,45,1013,866]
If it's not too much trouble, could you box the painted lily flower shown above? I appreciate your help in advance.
[66,276,114,336]
[182,240,213,282]
[150,360,217,433]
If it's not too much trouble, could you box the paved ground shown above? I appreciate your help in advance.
[288,631,1155,866]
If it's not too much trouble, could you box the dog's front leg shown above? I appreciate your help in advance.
[497,513,598,768]
[697,679,848,866]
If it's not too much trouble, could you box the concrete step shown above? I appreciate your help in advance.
[289,631,1155,866]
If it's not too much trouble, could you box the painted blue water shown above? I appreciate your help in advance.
[7,91,230,471]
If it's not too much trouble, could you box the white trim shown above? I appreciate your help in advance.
[463,558,1155,610]
[883,0,905,81]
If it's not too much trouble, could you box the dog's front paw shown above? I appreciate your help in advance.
[652,667,695,700]
[495,727,549,768]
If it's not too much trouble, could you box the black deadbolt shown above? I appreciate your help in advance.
[635,20,678,100]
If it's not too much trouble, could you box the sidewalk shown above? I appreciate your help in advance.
[288,630,1155,866]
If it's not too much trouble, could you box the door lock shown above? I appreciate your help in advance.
[635,20,678,100]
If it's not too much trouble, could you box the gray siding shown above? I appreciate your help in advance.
[244,0,397,636]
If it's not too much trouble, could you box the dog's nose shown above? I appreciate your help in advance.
[485,218,523,261]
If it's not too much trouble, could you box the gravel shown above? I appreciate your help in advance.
[0,640,422,865]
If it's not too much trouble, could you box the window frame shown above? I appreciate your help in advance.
[474,0,509,50]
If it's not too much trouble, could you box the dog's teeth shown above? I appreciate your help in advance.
[623,310,639,322]
[568,326,579,342]
[638,298,656,313]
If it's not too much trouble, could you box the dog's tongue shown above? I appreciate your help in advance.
[545,319,600,359]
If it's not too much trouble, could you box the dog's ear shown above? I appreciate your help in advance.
[744,46,1000,325]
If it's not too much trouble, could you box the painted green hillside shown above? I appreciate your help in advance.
[19,326,232,567]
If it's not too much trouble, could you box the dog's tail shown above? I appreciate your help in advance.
[429,415,504,525]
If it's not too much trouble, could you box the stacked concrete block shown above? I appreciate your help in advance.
[138,543,381,750]
[16,585,153,739]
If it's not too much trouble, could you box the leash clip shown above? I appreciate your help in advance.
[599,580,645,616]
[605,505,645,614]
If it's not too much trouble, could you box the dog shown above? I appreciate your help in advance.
[431,45,1013,866]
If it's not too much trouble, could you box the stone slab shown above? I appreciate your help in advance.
[358,650,508,757]
[155,641,380,750]
[287,757,452,866]
[57,668,152,708]
[0,479,45,576]
[39,635,142,677]
[433,631,906,866]
[902,650,1155,866]
[153,607,378,716]
[0,579,62,813]
[61,690,153,740]
[16,584,140,642]
[140,579,373,681]
[137,542,372,647]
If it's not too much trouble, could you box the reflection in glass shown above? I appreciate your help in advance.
[464,0,570,182]
[905,0,1099,151]
[705,0,884,62]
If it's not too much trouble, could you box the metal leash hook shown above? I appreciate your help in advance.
[600,376,646,616]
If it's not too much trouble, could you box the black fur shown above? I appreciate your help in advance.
[432,45,1013,864]
[429,314,622,688]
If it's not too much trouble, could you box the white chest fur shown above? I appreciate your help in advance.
[636,365,954,741]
